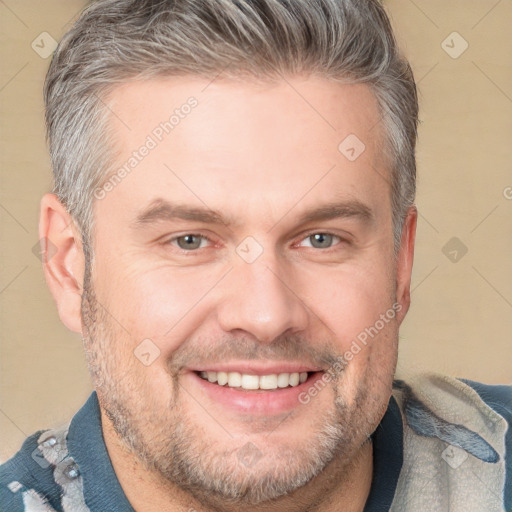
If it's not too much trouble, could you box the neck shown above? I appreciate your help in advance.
[101,410,373,512]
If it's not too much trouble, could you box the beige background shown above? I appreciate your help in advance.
[1,0,511,462]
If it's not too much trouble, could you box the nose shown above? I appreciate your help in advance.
[216,256,309,344]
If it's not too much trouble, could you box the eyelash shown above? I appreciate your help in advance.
[164,232,346,253]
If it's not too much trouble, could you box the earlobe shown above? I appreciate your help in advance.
[39,193,85,334]
[395,205,417,325]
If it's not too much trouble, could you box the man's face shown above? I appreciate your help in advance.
[82,76,412,504]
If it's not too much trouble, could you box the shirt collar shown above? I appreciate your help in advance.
[364,394,404,511]
[67,392,135,512]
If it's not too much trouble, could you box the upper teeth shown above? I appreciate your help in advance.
[200,371,308,390]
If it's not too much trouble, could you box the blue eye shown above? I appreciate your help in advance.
[299,233,341,249]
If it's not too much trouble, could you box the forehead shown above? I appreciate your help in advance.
[99,75,390,228]
[106,74,384,151]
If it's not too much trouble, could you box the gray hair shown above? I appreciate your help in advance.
[44,0,418,258]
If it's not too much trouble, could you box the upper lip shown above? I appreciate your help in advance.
[190,361,323,375]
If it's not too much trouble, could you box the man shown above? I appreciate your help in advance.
[0,0,510,511]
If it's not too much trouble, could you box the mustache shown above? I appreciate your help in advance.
[167,334,341,374]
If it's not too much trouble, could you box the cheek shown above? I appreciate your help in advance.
[310,267,399,405]
[100,264,221,349]
[299,260,399,395]
[301,262,395,343]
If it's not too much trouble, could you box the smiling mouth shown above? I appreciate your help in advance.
[196,371,318,391]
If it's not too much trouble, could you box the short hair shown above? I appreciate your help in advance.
[44,0,418,257]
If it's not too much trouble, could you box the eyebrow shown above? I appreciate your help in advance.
[131,198,373,230]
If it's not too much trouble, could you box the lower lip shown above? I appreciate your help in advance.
[188,371,325,415]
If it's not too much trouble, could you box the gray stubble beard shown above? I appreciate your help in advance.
[80,267,388,508]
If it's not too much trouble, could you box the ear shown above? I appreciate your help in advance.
[395,205,417,325]
[38,193,86,334]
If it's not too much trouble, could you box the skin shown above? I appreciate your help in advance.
[40,75,416,512]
